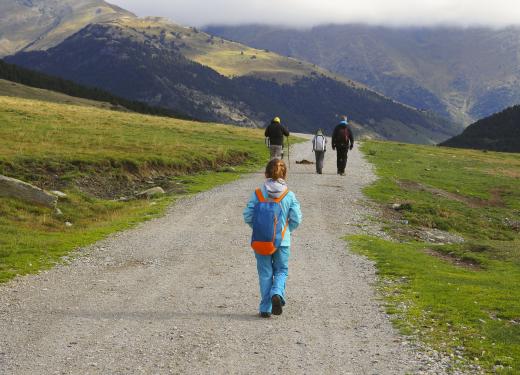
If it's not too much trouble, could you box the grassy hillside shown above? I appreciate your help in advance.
[0,59,188,118]
[0,0,133,57]
[0,95,269,283]
[207,24,520,125]
[353,141,520,373]
[111,18,352,85]
[441,105,520,153]
[0,79,119,109]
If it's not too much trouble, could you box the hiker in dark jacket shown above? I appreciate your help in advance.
[331,116,354,176]
[265,117,289,160]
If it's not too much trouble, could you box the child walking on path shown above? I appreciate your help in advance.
[243,159,302,318]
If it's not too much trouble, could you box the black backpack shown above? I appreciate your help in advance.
[337,126,350,146]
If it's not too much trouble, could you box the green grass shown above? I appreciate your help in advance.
[0,95,270,282]
[352,141,520,373]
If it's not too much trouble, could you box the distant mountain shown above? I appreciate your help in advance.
[7,17,459,143]
[440,106,520,153]
[0,0,133,57]
[206,24,520,126]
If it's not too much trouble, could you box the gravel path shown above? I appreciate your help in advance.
[0,139,445,374]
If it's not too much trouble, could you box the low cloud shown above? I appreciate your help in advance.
[111,0,520,28]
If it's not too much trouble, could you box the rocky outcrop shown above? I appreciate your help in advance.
[0,174,57,208]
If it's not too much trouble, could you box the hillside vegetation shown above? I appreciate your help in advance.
[112,18,348,85]
[0,95,268,282]
[207,24,520,125]
[353,141,520,373]
[441,105,520,153]
[0,59,187,118]
[0,79,117,109]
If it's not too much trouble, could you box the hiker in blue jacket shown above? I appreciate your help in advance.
[243,158,302,318]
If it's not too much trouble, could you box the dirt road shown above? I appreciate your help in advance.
[0,140,441,374]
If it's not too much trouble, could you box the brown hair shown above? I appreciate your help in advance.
[265,158,287,180]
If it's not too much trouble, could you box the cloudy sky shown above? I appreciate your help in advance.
[110,0,520,28]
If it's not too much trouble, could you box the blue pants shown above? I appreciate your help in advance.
[254,246,290,313]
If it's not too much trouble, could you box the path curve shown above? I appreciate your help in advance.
[1,139,438,374]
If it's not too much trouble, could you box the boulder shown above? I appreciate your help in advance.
[137,186,165,199]
[0,174,57,208]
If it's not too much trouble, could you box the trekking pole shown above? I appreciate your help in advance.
[287,135,290,167]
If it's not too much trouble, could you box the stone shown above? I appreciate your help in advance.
[216,166,236,173]
[65,222,73,227]
[392,202,413,211]
[0,174,57,208]
[137,187,165,199]
[50,190,67,198]
[54,207,63,216]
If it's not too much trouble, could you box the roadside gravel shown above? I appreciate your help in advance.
[0,138,453,374]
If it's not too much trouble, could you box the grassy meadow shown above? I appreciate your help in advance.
[0,95,270,282]
[353,141,520,373]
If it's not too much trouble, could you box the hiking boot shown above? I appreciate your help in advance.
[271,294,283,316]
[260,312,271,318]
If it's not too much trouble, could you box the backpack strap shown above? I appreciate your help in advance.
[255,188,289,203]
[271,189,289,203]
[255,188,266,202]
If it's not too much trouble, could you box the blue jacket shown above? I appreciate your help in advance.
[243,185,302,247]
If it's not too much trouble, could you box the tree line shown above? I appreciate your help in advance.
[0,59,192,120]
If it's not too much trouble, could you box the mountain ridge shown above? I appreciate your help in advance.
[440,105,520,153]
[0,0,134,57]
[206,24,520,126]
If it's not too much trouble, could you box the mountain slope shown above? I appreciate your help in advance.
[440,105,520,153]
[0,59,189,118]
[0,0,133,57]
[0,78,120,109]
[7,19,458,143]
[206,24,520,125]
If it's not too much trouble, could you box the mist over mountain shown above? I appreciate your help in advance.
[110,0,520,29]
[206,24,520,126]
